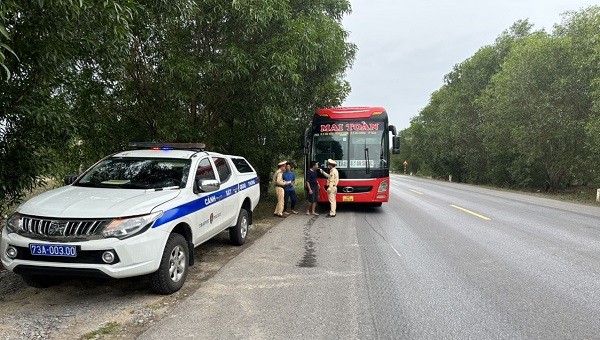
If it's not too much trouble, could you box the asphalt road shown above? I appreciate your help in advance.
[141,175,600,339]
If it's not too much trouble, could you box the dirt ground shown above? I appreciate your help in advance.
[0,219,277,339]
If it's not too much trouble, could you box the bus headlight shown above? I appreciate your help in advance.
[377,180,389,193]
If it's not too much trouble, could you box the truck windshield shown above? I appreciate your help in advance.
[75,157,191,189]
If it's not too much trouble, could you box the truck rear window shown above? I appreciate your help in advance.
[231,158,254,173]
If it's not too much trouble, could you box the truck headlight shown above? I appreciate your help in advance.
[5,213,23,233]
[102,212,163,239]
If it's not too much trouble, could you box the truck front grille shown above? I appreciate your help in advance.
[21,216,110,240]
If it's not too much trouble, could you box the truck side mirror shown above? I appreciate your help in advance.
[195,179,220,193]
[63,174,78,185]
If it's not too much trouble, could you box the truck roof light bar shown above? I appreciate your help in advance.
[128,142,206,151]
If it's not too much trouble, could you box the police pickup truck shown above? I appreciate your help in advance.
[1,143,260,294]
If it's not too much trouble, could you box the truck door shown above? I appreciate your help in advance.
[212,156,237,228]
[192,157,223,244]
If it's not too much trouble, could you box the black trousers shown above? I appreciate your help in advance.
[284,190,297,210]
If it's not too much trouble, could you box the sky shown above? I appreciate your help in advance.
[342,0,599,131]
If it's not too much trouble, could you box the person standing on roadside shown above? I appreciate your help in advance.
[305,160,319,215]
[283,162,298,214]
[320,159,339,217]
[273,161,291,218]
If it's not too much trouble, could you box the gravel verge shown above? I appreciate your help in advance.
[0,220,276,340]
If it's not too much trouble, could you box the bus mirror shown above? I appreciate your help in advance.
[392,136,400,154]
[388,125,397,136]
[300,128,309,155]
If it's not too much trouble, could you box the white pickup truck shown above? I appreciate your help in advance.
[1,143,260,294]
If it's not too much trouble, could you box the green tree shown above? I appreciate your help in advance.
[69,0,355,193]
[393,127,419,175]
[0,0,355,211]
[480,32,591,190]
[0,1,18,79]
[556,7,600,184]
[406,20,534,183]
[400,9,600,191]
[0,0,137,213]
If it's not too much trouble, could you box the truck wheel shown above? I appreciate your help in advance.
[229,208,248,246]
[149,233,189,295]
[21,274,62,288]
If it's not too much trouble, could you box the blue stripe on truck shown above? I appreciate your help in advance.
[153,177,258,228]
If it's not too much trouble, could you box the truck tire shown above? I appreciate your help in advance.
[229,208,248,246]
[149,233,189,295]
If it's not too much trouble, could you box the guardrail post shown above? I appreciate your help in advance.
[449,175,452,182]
[597,189,600,202]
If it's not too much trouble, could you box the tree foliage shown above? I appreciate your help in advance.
[403,7,600,191]
[0,0,137,212]
[0,0,355,212]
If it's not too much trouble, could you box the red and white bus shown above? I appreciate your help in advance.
[301,107,399,206]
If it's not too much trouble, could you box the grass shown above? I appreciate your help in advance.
[81,321,120,340]
[527,186,600,206]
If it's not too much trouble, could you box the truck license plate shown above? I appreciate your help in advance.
[30,244,77,257]
[342,195,354,202]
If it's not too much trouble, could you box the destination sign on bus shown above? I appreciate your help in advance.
[350,160,375,168]
[320,122,381,133]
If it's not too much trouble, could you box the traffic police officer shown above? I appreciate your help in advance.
[273,160,290,218]
[320,159,339,217]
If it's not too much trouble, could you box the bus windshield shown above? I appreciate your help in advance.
[312,127,388,170]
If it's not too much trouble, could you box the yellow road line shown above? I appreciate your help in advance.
[450,205,491,221]
[409,189,424,195]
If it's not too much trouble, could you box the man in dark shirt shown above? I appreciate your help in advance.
[305,160,319,215]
